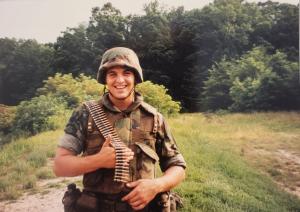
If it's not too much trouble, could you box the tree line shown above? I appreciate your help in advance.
[0,0,299,112]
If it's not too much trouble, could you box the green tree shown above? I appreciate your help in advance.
[252,2,299,60]
[167,0,261,111]
[126,1,174,85]
[87,3,127,48]
[53,25,95,76]
[229,47,300,111]
[202,59,233,111]
[203,46,300,111]
[0,38,54,105]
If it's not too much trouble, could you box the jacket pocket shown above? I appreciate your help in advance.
[85,131,105,155]
[135,142,159,179]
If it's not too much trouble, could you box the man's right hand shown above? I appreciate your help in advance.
[53,135,134,177]
[97,135,134,169]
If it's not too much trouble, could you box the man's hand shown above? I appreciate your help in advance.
[96,136,116,168]
[53,135,134,176]
[122,179,160,210]
[97,135,134,169]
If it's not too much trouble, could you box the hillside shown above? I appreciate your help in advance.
[0,112,300,211]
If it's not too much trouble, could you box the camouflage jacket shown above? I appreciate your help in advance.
[58,92,186,193]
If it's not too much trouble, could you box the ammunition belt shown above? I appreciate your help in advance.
[84,101,130,183]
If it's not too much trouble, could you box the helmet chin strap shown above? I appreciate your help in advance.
[108,87,135,101]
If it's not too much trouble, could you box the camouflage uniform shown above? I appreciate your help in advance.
[59,47,186,212]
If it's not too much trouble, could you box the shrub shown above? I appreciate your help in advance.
[37,73,104,108]
[23,175,37,189]
[0,104,16,134]
[38,74,181,115]
[36,167,54,179]
[136,81,181,116]
[12,95,66,135]
[27,151,47,168]
[202,47,300,111]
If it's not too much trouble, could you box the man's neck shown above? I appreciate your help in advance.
[108,93,135,111]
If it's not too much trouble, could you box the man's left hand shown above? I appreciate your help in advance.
[122,179,160,210]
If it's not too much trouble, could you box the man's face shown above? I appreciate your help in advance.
[106,66,135,100]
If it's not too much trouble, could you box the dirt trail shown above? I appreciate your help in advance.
[275,149,300,198]
[0,177,81,212]
[0,188,65,212]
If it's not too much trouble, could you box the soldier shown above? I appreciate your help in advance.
[53,47,186,212]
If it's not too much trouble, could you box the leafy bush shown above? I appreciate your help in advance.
[202,46,300,111]
[136,81,181,115]
[0,104,16,134]
[37,73,104,108]
[12,95,66,135]
[38,74,180,115]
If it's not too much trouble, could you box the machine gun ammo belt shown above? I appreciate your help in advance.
[84,101,130,183]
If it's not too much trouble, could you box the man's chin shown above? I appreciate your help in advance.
[112,93,130,100]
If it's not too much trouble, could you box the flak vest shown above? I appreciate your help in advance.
[82,101,162,194]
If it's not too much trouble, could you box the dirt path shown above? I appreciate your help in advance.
[275,149,300,198]
[0,177,81,212]
[0,188,65,212]
[246,145,300,199]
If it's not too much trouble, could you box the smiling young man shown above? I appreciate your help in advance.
[105,66,135,110]
[53,47,186,212]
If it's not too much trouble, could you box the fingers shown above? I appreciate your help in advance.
[126,181,139,188]
[122,180,153,210]
[124,190,147,210]
[103,135,112,147]
[132,203,147,210]
[122,181,140,201]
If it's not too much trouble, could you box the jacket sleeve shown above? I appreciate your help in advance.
[58,105,89,155]
[156,114,186,172]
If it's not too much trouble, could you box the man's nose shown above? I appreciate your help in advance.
[115,75,125,83]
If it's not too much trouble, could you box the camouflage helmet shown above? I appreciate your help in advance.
[97,47,143,84]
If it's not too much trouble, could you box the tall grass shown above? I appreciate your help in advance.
[0,130,60,200]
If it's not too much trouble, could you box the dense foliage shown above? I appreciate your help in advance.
[202,47,300,111]
[0,39,54,105]
[13,95,66,135]
[0,105,16,134]
[136,81,181,115]
[2,74,180,137]
[37,73,104,107]
[0,0,298,112]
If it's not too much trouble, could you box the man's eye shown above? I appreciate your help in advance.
[124,71,132,76]
[107,72,116,77]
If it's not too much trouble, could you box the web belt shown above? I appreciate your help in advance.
[84,101,130,183]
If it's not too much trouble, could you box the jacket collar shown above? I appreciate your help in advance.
[101,92,143,113]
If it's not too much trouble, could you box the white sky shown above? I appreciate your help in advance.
[0,0,298,43]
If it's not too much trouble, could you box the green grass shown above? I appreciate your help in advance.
[170,112,300,211]
[0,130,61,200]
[0,112,299,212]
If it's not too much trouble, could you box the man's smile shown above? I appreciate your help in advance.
[114,85,127,89]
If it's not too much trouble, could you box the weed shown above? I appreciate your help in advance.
[27,151,47,168]
[23,175,37,189]
[36,167,55,179]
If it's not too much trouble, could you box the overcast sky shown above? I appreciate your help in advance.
[0,0,298,43]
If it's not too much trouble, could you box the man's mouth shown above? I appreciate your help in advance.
[114,85,126,89]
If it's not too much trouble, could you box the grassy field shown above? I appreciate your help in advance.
[0,112,299,211]
[170,112,300,211]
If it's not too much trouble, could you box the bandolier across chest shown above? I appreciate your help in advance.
[82,101,161,194]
